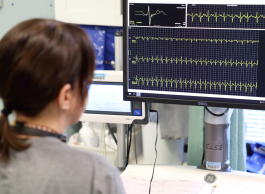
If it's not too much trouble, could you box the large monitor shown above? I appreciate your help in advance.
[123,0,265,110]
[80,71,149,124]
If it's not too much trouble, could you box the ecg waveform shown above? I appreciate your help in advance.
[132,36,259,45]
[187,4,265,29]
[132,56,258,67]
[135,6,166,26]
[128,27,259,97]
[187,11,265,23]
[132,76,257,93]
[129,3,186,27]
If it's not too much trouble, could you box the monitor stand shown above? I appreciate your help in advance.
[197,107,234,172]
[117,124,126,171]
[115,31,126,171]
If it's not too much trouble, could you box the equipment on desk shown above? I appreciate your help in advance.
[142,114,185,165]
[78,70,150,170]
[247,143,265,175]
[197,107,233,172]
[123,0,265,173]
[80,70,149,124]
[68,122,118,164]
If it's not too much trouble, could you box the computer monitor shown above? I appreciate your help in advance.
[80,71,149,124]
[123,0,265,110]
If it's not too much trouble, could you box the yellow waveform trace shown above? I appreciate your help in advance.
[132,75,257,92]
[133,36,259,45]
[133,56,258,68]
[187,10,265,23]
[135,6,167,26]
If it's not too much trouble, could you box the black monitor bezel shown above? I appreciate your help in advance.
[123,0,265,110]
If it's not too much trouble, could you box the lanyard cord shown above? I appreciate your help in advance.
[12,121,65,140]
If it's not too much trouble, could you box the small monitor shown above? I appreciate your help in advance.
[86,84,131,114]
[80,71,149,124]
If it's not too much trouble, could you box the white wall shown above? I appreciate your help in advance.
[0,0,55,39]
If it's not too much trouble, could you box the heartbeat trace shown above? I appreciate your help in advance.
[132,36,259,45]
[132,75,257,92]
[135,6,167,26]
[187,10,265,23]
[132,56,258,68]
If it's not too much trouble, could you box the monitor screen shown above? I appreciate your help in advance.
[80,71,149,124]
[123,0,265,110]
[86,83,132,115]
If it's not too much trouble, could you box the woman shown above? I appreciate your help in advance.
[0,19,125,194]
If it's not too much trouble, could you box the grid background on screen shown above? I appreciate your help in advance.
[187,4,265,29]
[128,27,259,97]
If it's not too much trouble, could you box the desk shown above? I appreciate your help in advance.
[121,165,265,187]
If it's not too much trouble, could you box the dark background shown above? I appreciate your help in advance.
[129,3,186,27]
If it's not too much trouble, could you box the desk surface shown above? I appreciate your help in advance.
[121,165,265,187]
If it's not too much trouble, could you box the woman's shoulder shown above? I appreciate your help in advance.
[30,137,116,171]
[29,137,125,193]
[8,137,125,194]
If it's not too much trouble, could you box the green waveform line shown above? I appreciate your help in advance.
[132,36,259,45]
[132,75,257,92]
[132,56,258,67]
[135,6,167,26]
[187,10,265,23]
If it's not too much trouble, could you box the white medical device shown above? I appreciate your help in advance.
[79,70,149,125]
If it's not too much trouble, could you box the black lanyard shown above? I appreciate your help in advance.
[12,121,65,141]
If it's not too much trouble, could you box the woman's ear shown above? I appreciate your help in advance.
[57,84,72,110]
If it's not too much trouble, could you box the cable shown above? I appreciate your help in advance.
[201,150,205,165]
[100,125,102,156]
[149,110,159,194]
[107,123,117,145]
[100,123,104,157]
[134,125,138,164]
[91,123,117,151]
[103,123,107,158]
[126,125,129,166]
[128,125,133,163]
[126,124,133,166]
[205,106,229,117]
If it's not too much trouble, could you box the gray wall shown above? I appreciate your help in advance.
[0,0,54,119]
[0,0,81,136]
[0,0,55,39]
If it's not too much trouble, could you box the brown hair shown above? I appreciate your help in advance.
[0,19,95,163]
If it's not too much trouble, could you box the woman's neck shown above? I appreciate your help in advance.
[16,110,66,135]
